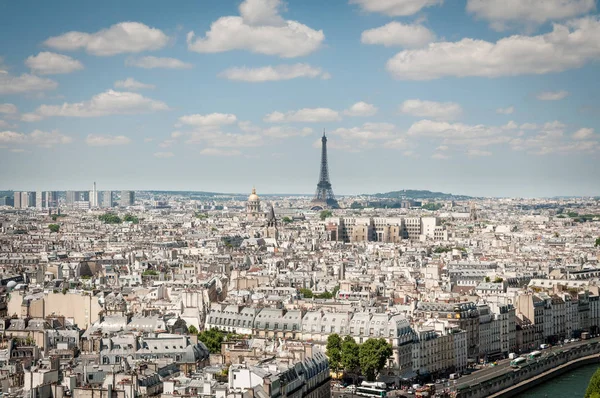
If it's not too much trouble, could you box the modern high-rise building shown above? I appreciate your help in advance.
[66,191,89,206]
[45,191,59,208]
[20,191,34,208]
[36,191,47,209]
[101,191,113,208]
[90,182,99,207]
[0,196,14,207]
[120,190,135,207]
[13,192,22,209]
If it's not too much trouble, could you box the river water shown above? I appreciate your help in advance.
[515,363,599,397]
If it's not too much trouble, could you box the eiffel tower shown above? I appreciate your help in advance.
[311,130,339,210]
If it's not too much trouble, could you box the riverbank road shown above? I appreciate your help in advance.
[452,337,600,390]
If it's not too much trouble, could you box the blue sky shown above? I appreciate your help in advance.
[0,0,599,197]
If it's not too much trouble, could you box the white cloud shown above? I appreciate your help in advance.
[200,148,242,156]
[331,122,397,141]
[386,17,600,80]
[573,127,594,140]
[361,22,435,48]
[21,113,43,122]
[239,0,286,26]
[85,134,131,147]
[0,103,17,114]
[467,148,492,157]
[114,77,155,90]
[400,99,463,121]
[178,113,237,127]
[343,101,378,117]
[467,0,596,30]
[153,151,174,158]
[159,139,175,148]
[262,126,313,138]
[219,63,330,82]
[537,90,569,101]
[44,22,169,56]
[0,121,9,128]
[25,52,84,75]
[0,129,72,147]
[350,0,443,16]
[432,153,450,159]
[264,107,341,123]
[406,118,600,155]
[187,131,263,148]
[0,72,57,95]
[187,0,324,58]
[407,119,514,147]
[496,106,514,115]
[27,90,168,120]
[125,56,193,69]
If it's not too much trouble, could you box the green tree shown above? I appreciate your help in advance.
[585,368,600,398]
[98,213,122,224]
[123,214,139,224]
[326,334,342,374]
[198,328,225,354]
[315,291,333,299]
[299,288,313,298]
[48,224,60,233]
[359,338,393,381]
[282,216,292,224]
[422,202,442,211]
[596,237,600,247]
[493,277,504,283]
[341,336,360,376]
[188,325,199,335]
[319,210,333,220]
[484,276,491,283]
[350,201,363,209]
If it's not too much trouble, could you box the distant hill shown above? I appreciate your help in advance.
[369,189,474,201]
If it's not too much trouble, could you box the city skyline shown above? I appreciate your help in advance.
[1,0,600,197]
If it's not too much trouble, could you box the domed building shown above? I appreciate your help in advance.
[247,187,263,221]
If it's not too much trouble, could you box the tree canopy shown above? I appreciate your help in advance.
[98,213,122,224]
[596,237,600,247]
[585,368,600,398]
[188,325,199,335]
[123,214,139,224]
[319,210,333,220]
[326,334,342,373]
[341,335,360,375]
[359,338,393,381]
[48,224,60,233]
[282,216,293,224]
[198,328,225,354]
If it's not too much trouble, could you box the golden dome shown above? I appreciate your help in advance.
[248,187,259,202]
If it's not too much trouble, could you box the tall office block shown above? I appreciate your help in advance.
[66,190,89,206]
[36,191,47,209]
[13,192,22,209]
[120,190,135,207]
[21,192,34,208]
[101,191,113,208]
[90,182,98,207]
[0,196,14,207]
[45,191,59,208]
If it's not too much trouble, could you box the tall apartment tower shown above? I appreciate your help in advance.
[90,182,99,207]
[20,192,34,208]
[36,191,47,209]
[101,191,113,208]
[45,191,59,208]
[13,192,22,209]
[120,190,135,207]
